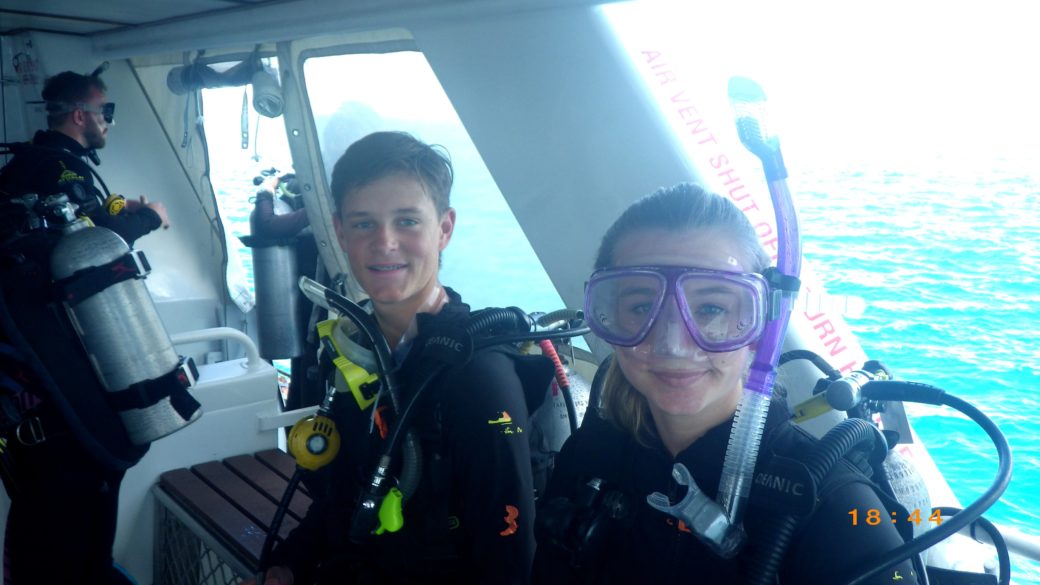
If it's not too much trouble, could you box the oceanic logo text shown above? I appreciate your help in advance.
[753,472,805,496]
[427,336,464,352]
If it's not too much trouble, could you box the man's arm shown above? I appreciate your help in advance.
[252,191,308,239]
[91,199,163,246]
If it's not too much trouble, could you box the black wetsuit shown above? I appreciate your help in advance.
[267,289,554,585]
[532,403,923,585]
[0,129,160,584]
[1,130,162,245]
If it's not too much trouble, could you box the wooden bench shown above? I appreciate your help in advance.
[153,449,313,584]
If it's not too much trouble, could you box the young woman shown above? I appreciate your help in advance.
[249,131,551,585]
[533,183,922,584]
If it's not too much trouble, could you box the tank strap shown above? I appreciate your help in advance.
[106,357,199,419]
[53,249,151,307]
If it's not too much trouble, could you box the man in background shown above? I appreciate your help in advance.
[0,69,171,584]
[0,69,170,244]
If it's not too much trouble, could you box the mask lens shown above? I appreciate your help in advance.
[585,272,665,346]
[101,103,115,124]
[678,273,764,350]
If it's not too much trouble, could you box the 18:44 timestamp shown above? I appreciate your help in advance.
[849,508,942,526]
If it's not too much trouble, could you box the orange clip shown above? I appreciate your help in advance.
[374,405,389,439]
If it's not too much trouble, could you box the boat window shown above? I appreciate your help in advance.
[201,58,294,310]
[301,50,568,316]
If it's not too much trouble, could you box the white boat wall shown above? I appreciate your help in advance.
[1,1,1036,583]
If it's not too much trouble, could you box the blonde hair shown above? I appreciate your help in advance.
[599,357,655,446]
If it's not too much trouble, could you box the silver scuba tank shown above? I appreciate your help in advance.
[245,197,306,360]
[530,363,591,454]
[50,219,201,444]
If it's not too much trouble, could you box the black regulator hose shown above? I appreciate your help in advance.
[383,307,533,457]
[297,278,428,541]
[350,307,542,542]
[838,381,1013,585]
[321,284,424,501]
[373,307,591,492]
[257,468,303,578]
[306,281,422,493]
[476,327,592,348]
[779,349,842,380]
[744,417,884,585]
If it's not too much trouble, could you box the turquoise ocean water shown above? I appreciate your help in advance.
[217,153,1039,582]
[794,156,1040,583]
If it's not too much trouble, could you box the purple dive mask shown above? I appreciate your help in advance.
[584,265,769,353]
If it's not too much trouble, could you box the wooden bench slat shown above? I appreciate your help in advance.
[224,455,313,521]
[191,461,299,539]
[254,449,304,486]
[156,450,321,573]
[158,468,266,568]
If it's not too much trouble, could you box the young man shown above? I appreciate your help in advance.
[251,131,552,585]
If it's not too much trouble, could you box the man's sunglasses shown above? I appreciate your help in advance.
[45,101,116,124]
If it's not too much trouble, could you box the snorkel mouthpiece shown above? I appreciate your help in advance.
[729,76,787,183]
[647,463,746,558]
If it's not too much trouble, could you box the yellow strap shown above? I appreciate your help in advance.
[791,393,833,423]
[318,319,380,410]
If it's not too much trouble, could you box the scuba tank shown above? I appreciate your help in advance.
[242,182,307,360]
[242,232,305,360]
[50,219,201,444]
[530,360,590,454]
[528,355,591,502]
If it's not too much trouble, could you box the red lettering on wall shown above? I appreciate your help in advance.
[685,116,709,135]
[812,319,835,339]
[718,168,740,186]
[677,105,700,120]
[761,237,779,258]
[728,183,748,199]
[823,335,848,357]
[754,221,773,239]
[656,69,677,84]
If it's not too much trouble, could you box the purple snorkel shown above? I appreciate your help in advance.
[646,77,801,559]
[716,74,802,520]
